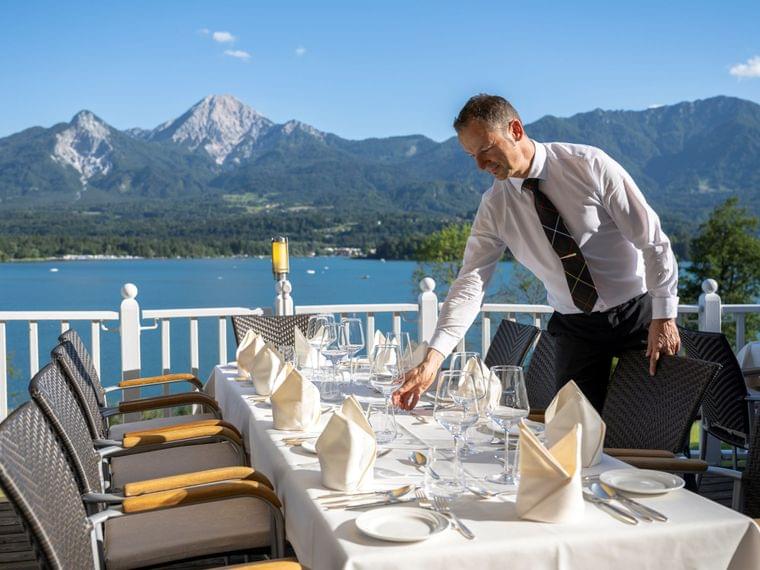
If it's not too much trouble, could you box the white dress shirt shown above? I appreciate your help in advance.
[429,140,679,357]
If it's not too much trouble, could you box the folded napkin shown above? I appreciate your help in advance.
[316,395,377,491]
[463,356,501,417]
[236,330,266,379]
[516,420,583,523]
[251,342,290,395]
[404,340,429,368]
[294,327,320,369]
[545,380,605,467]
[271,367,321,431]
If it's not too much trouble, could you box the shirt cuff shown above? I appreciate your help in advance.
[651,295,679,320]
[428,330,462,359]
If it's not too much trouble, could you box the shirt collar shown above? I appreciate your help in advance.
[507,140,547,191]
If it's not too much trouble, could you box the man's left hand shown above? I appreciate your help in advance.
[646,318,681,376]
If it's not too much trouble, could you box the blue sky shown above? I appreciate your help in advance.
[1,0,758,141]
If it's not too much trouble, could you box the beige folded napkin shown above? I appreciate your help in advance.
[463,357,501,417]
[271,367,321,431]
[405,340,429,368]
[545,380,605,467]
[236,330,266,379]
[316,395,377,491]
[294,327,320,368]
[516,420,583,523]
[251,342,290,395]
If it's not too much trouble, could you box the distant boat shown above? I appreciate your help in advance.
[49,268,59,273]
[380,258,386,263]
[306,269,316,275]
[360,274,370,279]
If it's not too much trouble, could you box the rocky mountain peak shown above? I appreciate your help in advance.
[50,110,114,186]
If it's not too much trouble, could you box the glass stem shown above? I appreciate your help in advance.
[503,424,511,477]
[453,434,462,480]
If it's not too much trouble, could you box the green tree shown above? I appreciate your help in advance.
[680,197,760,345]
[411,223,471,296]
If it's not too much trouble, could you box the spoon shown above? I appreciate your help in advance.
[408,451,439,479]
[466,483,515,499]
[319,484,416,506]
[591,483,653,522]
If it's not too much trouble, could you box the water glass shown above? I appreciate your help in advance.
[368,343,403,443]
[367,402,397,444]
[487,365,530,486]
[423,447,462,499]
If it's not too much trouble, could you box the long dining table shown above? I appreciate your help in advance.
[207,364,760,570]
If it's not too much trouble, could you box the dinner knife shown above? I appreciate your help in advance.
[583,492,639,525]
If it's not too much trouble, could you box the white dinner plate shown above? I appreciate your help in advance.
[355,506,448,542]
[600,469,685,495]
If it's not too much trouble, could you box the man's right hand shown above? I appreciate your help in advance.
[393,348,445,410]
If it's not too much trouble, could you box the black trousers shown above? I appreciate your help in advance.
[546,293,652,414]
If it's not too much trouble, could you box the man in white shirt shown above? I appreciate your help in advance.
[395,94,681,412]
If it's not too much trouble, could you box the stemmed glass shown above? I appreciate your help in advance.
[340,318,364,384]
[306,314,334,377]
[320,323,347,402]
[433,370,481,490]
[386,331,412,373]
[486,365,530,486]
[368,343,403,443]
[448,351,483,451]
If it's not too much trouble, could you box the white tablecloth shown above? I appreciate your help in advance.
[208,364,760,570]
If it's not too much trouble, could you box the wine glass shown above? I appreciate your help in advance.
[306,314,334,378]
[486,365,530,486]
[340,318,364,384]
[433,370,481,491]
[368,343,403,443]
[448,351,483,452]
[386,331,412,373]
[320,323,347,402]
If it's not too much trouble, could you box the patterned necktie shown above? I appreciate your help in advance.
[522,178,598,314]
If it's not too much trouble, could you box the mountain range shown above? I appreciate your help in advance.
[1,94,758,219]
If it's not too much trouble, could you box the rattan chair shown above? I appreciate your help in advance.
[602,351,721,455]
[231,314,314,347]
[52,339,226,441]
[484,319,540,369]
[523,332,559,410]
[29,361,254,494]
[0,402,287,569]
[679,327,758,467]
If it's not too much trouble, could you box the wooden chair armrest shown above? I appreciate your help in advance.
[124,466,273,497]
[122,480,281,514]
[123,419,241,439]
[122,425,242,448]
[604,448,676,458]
[222,560,301,570]
[119,373,203,391]
[117,392,220,415]
[616,456,708,473]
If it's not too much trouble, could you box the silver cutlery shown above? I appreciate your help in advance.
[431,496,475,540]
[591,483,653,522]
[318,484,415,506]
[410,412,429,424]
[465,483,515,499]
[342,497,417,511]
[408,451,440,479]
[582,491,639,525]
[598,483,669,522]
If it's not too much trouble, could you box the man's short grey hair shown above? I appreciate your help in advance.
[453,94,522,132]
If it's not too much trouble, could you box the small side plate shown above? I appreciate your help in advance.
[356,506,448,542]
[600,469,685,495]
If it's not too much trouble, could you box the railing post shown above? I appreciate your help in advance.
[418,277,438,344]
[274,278,294,316]
[698,279,722,333]
[120,284,142,417]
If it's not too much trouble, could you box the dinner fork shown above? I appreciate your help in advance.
[431,496,475,540]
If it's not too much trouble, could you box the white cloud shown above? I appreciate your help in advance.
[224,49,251,61]
[295,46,307,57]
[198,28,210,35]
[729,56,760,78]
[212,31,236,43]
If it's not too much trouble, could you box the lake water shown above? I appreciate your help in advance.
[2,257,517,408]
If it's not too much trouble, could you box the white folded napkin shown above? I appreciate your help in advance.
[236,330,266,379]
[516,420,584,523]
[405,340,429,368]
[463,357,501,417]
[316,395,377,491]
[545,380,605,467]
[271,367,321,431]
[371,330,387,352]
[250,342,290,395]
[294,327,320,368]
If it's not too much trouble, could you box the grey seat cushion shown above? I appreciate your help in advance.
[105,497,271,570]
[108,413,218,440]
[109,441,243,490]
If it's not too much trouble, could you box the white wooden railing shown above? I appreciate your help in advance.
[1,276,758,420]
